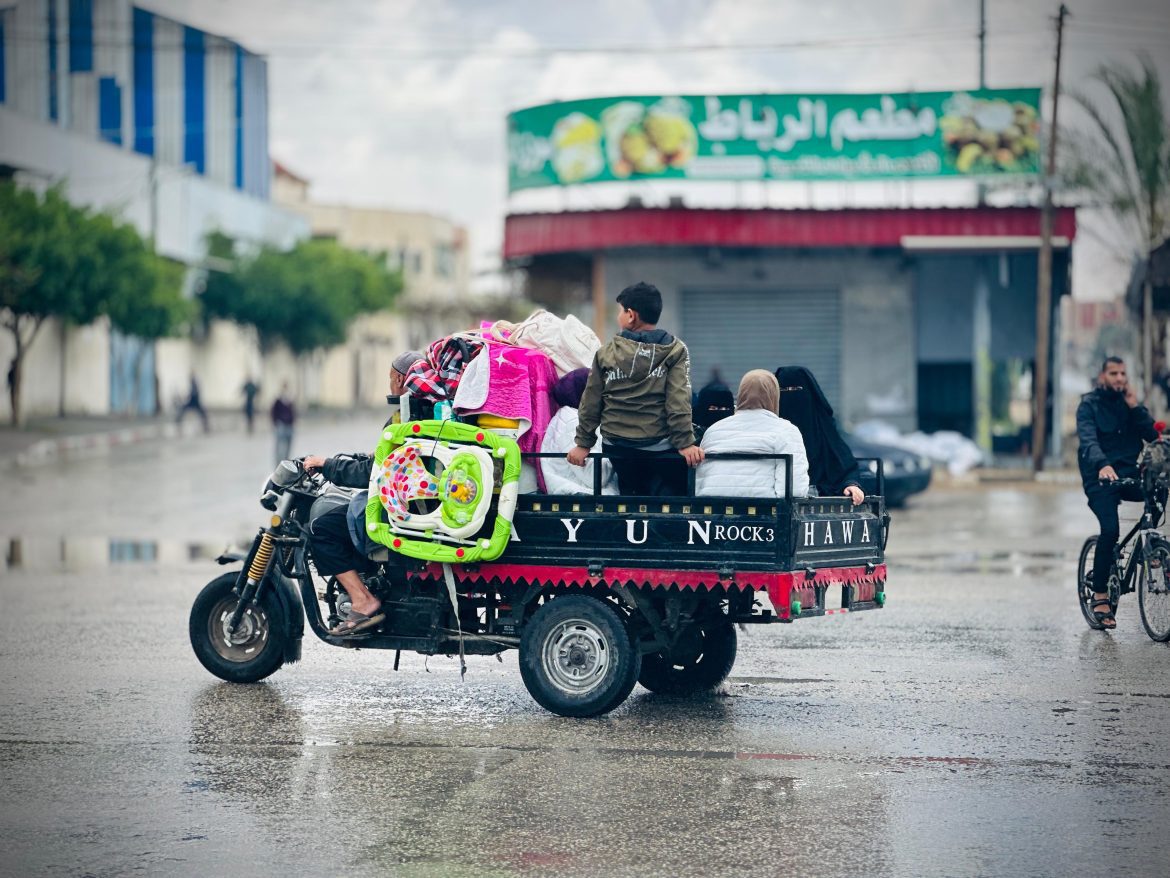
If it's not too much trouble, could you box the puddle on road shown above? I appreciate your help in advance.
[727,676,830,686]
[3,537,239,571]
[889,549,1072,577]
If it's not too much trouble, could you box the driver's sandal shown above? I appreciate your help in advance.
[1091,598,1116,629]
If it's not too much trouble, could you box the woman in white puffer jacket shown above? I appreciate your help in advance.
[695,370,811,499]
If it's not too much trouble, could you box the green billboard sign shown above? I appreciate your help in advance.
[507,89,1042,191]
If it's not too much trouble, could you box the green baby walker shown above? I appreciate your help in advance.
[365,420,522,564]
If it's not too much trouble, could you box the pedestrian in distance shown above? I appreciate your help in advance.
[271,383,296,464]
[176,374,210,433]
[242,377,260,434]
[568,281,703,496]
[1077,356,1160,629]
[6,359,16,420]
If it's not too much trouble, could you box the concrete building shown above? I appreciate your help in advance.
[0,0,270,197]
[0,0,310,420]
[505,205,1076,457]
[273,162,474,352]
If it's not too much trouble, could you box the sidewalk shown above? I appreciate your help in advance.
[0,408,376,469]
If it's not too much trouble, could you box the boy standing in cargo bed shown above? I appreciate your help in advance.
[568,281,704,496]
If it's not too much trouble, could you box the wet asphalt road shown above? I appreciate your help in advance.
[1,418,1168,877]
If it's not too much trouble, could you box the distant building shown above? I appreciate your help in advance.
[0,0,270,197]
[273,162,473,349]
[0,0,308,419]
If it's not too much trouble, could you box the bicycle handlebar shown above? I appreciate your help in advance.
[1099,477,1141,488]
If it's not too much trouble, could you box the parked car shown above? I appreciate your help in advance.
[846,435,932,507]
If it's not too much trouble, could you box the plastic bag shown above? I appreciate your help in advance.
[487,310,599,376]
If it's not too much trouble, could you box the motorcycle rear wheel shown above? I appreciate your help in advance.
[190,572,289,683]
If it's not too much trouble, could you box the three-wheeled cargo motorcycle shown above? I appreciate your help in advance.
[189,420,890,717]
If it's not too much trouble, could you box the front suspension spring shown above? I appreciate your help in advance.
[247,533,276,582]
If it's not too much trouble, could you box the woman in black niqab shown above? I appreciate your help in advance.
[775,366,864,505]
[693,382,735,441]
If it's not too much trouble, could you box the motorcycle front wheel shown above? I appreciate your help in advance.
[190,572,289,683]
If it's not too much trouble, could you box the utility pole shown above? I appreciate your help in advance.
[149,157,158,245]
[972,0,991,454]
[975,0,988,208]
[978,0,987,88]
[1032,3,1068,473]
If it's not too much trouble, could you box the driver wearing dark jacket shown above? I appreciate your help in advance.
[299,352,427,637]
[1077,356,1159,629]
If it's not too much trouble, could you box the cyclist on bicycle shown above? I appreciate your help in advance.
[1077,356,1160,629]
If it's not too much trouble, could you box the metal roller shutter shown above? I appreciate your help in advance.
[681,288,842,409]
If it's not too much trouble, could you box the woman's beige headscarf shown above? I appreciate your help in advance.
[736,369,780,414]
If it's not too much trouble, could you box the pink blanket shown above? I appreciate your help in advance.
[454,341,558,488]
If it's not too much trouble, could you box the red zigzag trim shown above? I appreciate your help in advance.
[423,562,886,621]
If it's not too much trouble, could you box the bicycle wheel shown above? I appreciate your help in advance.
[1078,537,1108,630]
[1138,537,1170,642]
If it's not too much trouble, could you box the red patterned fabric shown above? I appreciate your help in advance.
[403,335,483,402]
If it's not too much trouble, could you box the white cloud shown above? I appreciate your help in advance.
[147,0,1170,298]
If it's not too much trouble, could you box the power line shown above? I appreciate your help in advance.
[1,24,1052,60]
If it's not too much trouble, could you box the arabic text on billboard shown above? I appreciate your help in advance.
[507,89,1042,191]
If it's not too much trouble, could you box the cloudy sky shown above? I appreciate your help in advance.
[147,0,1170,298]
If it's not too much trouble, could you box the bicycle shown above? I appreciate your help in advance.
[1077,476,1170,641]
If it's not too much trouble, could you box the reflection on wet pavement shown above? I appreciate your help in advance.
[184,683,890,878]
[889,548,1072,576]
[3,537,238,571]
[2,425,1169,876]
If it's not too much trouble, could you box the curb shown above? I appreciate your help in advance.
[5,422,183,469]
[0,408,385,470]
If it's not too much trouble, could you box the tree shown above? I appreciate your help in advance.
[0,181,189,425]
[101,225,192,342]
[201,235,402,356]
[1066,56,1170,382]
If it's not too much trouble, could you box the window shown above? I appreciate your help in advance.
[434,243,455,279]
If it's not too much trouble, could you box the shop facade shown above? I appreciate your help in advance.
[504,205,1075,454]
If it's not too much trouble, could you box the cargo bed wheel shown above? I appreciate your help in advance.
[519,595,641,717]
[638,618,736,695]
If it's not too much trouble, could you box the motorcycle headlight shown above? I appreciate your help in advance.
[867,460,880,474]
[919,456,932,471]
[271,460,302,488]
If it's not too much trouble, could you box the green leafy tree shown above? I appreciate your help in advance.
[201,235,402,356]
[199,230,244,321]
[1067,56,1168,257]
[1066,56,1170,377]
[98,218,193,341]
[0,181,189,425]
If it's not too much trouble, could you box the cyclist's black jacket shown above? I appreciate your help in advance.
[1076,387,1158,493]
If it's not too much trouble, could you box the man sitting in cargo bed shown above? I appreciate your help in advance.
[568,281,703,496]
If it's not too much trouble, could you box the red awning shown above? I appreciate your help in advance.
[503,206,1077,260]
